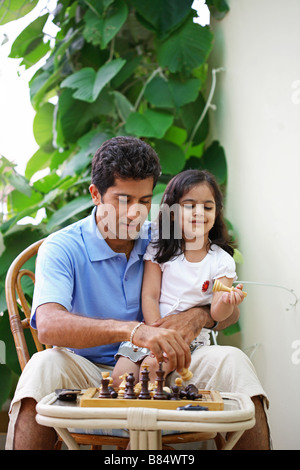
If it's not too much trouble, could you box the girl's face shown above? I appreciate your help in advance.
[178,182,216,245]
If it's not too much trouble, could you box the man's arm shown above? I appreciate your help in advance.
[151,305,240,344]
[36,303,191,372]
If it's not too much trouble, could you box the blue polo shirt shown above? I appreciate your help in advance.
[31,207,150,365]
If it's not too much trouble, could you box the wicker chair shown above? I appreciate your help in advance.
[5,239,218,450]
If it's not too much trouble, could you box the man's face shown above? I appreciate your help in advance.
[89,177,154,240]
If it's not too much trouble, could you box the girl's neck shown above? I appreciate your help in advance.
[183,236,210,263]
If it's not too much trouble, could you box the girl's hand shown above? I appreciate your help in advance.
[221,283,245,305]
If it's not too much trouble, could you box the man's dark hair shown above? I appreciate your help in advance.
[91,136,161,195]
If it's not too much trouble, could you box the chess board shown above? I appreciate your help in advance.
[80,387,224,411]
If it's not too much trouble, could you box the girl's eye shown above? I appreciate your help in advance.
[183,204,194,209]
[204,206,213,211]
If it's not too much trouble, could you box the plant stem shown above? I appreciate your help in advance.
[189,67,225,144]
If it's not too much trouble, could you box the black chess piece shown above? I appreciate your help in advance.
[185,384,202,400]
[99,375,111,398]
[108,387,118,398]
[124,372,137,399]
[139,366,151,399]
[153,362,166,400]
[170,384,180,400]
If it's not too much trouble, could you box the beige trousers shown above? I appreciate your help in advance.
[5,345,268,449]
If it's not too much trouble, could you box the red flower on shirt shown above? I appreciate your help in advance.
[202,280,210,292]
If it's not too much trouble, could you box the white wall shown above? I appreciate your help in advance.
[209,0,300,450]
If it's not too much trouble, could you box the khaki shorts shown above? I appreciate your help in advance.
[5,345,268,449]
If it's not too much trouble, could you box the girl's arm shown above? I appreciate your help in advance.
[211,276,245,322]
[141,260,162,325]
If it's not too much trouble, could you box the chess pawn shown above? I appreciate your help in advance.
[170,384,180,400]
[124,372,137,399]
[180,368,193,382]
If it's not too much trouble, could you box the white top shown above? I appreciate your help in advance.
[143,243,237,346]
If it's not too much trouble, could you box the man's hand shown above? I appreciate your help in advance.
[151,307,210,345]
[132,323,191,373]
[151,305,240,346]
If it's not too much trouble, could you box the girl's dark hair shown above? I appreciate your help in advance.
[154,169,234,263]
[91,136,161,195]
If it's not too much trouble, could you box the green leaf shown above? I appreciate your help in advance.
[33,173,60,194]
[9,14,49,60]
[5,171,32,197]
[164,126,187,146]
[83,0,128,49]
[9,188,43,213]
[30,68,62,110]
[0,365,13,408]
[130,0,193,39]
[25,147,54,180]
[111,91,134,121]
[206,0,230,20]
[154,140,185,175]
[0,0,38,26]
[145,76,201,109]
[185,141,227,185]
[33,102,54,148]
[61,58,126,102]
[20,40,50,69]
[201,141,227,185]
[222,322,241,336]
[157,14,213,73]
[180,93,208,145]
[233,249,244,264]
[125,109,173,138]
[58,88,115,142]
[47,195,94,231]
[111,54,142,88]
[62,128,114,177]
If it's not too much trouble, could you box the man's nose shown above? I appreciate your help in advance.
[127,203,147,221]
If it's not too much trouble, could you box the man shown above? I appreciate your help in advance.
[6,136,270,450]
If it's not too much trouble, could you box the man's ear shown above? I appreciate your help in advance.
[89,184,102,205]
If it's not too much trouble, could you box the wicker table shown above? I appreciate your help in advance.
[36,392,255,450]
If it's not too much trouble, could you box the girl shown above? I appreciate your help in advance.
[112,169,245,385]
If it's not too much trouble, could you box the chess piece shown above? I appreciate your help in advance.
[170,384,180,400]
[185,384,203,400]
[99,371,111,398]
[153,362,166,400]
[174,377,186,399]
[213,279,247,297]
[118,373,128,398]
[124,372,137,399]
[180,368,193,381]
[139,365,151,399]
[134,382,142,395]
